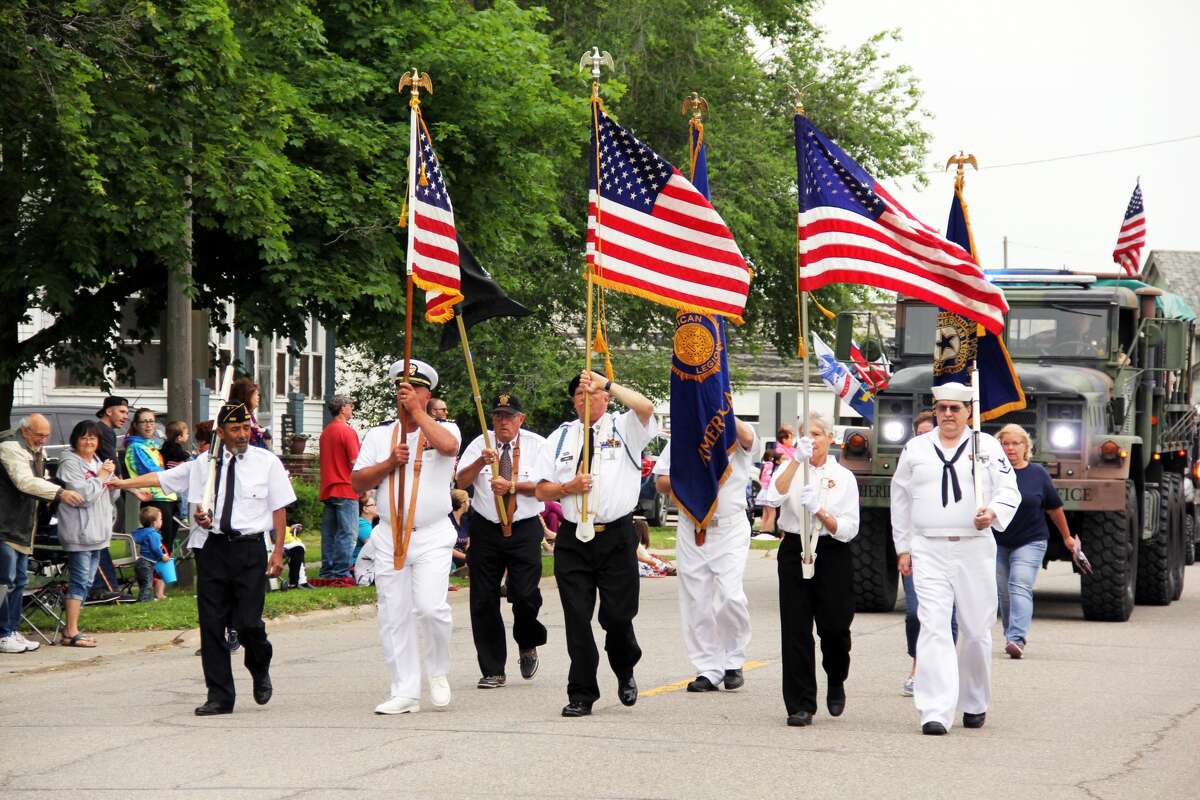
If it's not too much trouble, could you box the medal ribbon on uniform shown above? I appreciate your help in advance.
[933,439,970,507]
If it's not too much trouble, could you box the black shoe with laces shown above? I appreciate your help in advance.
[226,630,240,653]
[477,674,506,689]
[722,668,745,690]
[518,648,539,680]
[963,711,986,729]
[618,674,638,706]
[252,672,273,705]
[826,684,846,717]
[194,701,234,716]
[686,676,720,692]
[922,721,948,735]
[787,710,813,727]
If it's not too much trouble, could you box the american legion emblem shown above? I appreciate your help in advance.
[672,312,723,382]
[933,311,977,378]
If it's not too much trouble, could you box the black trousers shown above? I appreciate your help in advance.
[554,515,641,704]
[195,534,273,707]
[285,547,305,587]
[467,513,547,677]
[778,533,855,716]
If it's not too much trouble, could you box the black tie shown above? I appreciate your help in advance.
[578,426,596,473]
[220,456,240,535]
[933,440,970,507]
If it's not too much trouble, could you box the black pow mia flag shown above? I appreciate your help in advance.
[439,235,531,351]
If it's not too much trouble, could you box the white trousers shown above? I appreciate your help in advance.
[374,517,455,701]
[675,513,753,684]
[911,534,997,729]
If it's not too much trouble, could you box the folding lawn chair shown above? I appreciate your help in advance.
[21,562,69,646]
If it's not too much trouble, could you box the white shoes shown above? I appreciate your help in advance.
[17,633,40,651]
[901,676,915,697]
[374,696,420,715]
[0,634,27,654]
[429,675,452,708]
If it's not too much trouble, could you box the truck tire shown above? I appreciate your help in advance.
[1169,475,1186,601]
[1135,478,1181,605]
[849,508,898,612]
[1080,481,1138,622]
[1185,506,1196,567]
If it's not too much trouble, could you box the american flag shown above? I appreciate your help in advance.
[587,107,751,323]
[407,115,463,323]
[1111,182,1146,276]
[794,115,1008,335]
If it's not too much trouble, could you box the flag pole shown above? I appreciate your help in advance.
[578,47,614,540]
[454,315,511,531]
[794,91,816,580]
[394,68,430,569]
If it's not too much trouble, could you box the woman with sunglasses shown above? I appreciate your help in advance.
[124,407,179,555]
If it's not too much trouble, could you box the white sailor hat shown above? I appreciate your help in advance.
[387,358,438,391]
[931,382,973,403]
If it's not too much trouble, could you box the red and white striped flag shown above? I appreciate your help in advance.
[405,111,463,323]
[794,115,1008,335]
[1111,182,1146,276]
[587,107,751,323]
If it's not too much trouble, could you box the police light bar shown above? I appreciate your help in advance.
[985,269,1097,286]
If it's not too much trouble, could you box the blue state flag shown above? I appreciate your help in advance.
[668,122,738,530]
[933,182,1025,421]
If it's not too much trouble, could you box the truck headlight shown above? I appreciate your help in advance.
[1050,424,1078,450]
[881,420,906,443]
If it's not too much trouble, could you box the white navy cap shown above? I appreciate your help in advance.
[388,358,438,391]
[931,382,973,403]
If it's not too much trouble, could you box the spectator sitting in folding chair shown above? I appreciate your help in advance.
[56,421,118,645]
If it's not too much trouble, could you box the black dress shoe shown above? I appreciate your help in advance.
[561,700,593,717]
[518,648,539,680]
[787,710,813,727]
[194,701,233,716]
[827,685,846,717]
[686,676,720,693]
[252,672,273,705]
[922,721,948,735]
[963,711,986,729]
[617,674,638,706]
[723,669,745,690]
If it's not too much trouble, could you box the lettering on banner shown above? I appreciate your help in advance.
[696,391,734,464]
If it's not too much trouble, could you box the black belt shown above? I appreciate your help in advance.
[566,513,633,533]
[209,530,266,541]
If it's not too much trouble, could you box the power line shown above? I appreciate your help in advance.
[903,133,1200,177]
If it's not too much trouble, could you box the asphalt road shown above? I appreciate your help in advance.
[5,552,1200,799]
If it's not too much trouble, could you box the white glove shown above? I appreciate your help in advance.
[797,482,821,515]
[794,435,814,461]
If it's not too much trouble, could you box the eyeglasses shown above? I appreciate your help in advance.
[935,404,966,414]
[137,418,155,425]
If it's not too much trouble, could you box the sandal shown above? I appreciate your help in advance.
[60,633,98,648]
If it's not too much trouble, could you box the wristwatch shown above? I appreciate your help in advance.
[604,379,614,393]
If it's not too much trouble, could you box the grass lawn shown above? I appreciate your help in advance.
[649,524,779,551]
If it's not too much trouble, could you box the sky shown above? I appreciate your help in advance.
[810,0,1200,274]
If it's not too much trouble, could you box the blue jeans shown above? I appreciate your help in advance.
[903,571,957,659]
[0,541,30,637]
[67,550,104,601]
[996,539,1047,646]
[320,498,358,578]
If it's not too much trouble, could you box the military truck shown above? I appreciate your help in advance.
[834,271,1196,621]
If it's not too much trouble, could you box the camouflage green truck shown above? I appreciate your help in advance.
[834,272,1196,621]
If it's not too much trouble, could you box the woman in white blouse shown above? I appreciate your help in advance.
[770,412,860,728]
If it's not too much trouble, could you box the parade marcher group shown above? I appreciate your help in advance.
[6,356,1064,738]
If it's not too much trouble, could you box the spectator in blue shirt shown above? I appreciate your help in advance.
[131,506,169,602]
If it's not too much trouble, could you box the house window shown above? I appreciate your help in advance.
[271,320,325,399]
[55,302,164,389]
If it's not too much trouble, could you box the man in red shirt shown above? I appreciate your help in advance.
[318,395,361,585]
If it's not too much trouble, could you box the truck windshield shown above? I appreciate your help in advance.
[1006,306,1109,358]
[901,305,939,356]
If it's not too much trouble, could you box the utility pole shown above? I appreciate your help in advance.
[1003,235,1008,268]
[166,154,194,425]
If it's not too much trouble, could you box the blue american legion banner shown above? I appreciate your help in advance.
[667,121,738,530]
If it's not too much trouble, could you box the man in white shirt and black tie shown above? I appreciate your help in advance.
[456,392,549,689]
[111,402,295,716]
[534,370,657,718]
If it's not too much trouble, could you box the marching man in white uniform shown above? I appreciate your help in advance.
[653,419,761,693]
[351,359,461,715]
[891,382,1020,735]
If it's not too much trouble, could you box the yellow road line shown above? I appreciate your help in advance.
[639,659,772,698]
